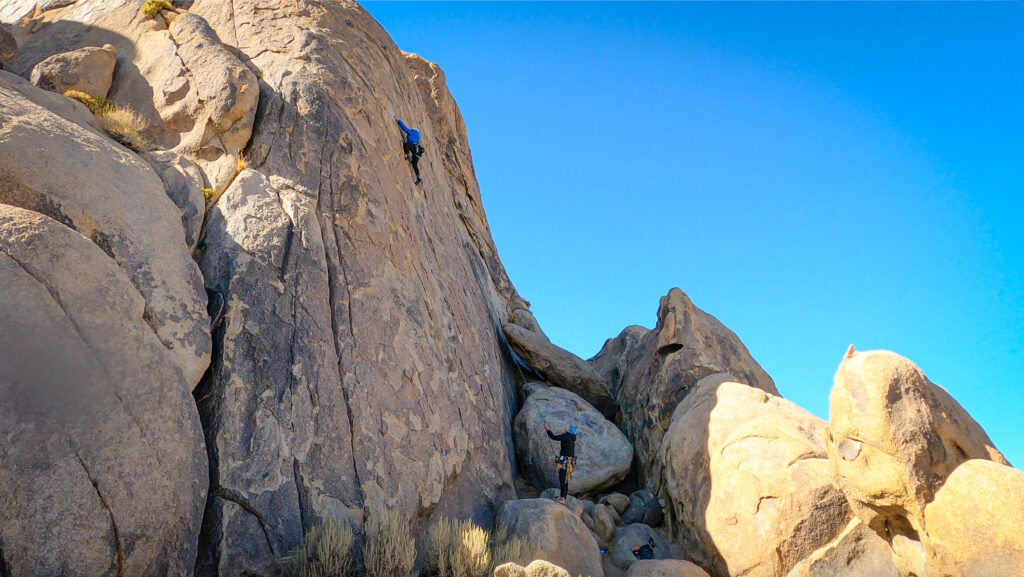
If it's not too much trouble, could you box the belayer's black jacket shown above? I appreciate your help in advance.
[547,429,576,458]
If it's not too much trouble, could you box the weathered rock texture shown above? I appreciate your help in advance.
[186,1,529,574]
[659,377,850,577]
[784,519,900,577]
[4,1,531,576]
[596,288,777,485]
[498,499,605,577]
[514,386,633,494]
[826,348,1009,573]
[0,70,211,387]
[504,322,616,416]
[0,204,207,577]
[29,43,118,97]
[142,150,208,252]
[923,459,1024,577]
[0,24,15,63]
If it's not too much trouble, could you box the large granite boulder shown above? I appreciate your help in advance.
[30,43,118,97]
[498,499,605,577]
[589,324,650,395]
[922,459,1024,577]
[0,204,207,576]
[515,386,633,494]
[0,70,211,388]
[504,322,617,417]
[659,376,850,577]
[609,524,677,571]
[784,519,900,577]
[826,348,1009,573]
[602,289,777,485]
[625,560,710,577]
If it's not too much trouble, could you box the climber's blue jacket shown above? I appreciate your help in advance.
[397,119,420,144]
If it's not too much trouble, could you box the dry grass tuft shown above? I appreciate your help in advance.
[283,518,356,577]
[489,525,540,570]
[142,0,174,18]
[453,523,491,577]
[94,107,149,152]
[236,154,247,172]
[201,187,217,205]
[363,510,416,577]
[63,90,114,114]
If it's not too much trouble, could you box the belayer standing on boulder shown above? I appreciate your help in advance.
[396,118,425,184]
[544,423,578,505]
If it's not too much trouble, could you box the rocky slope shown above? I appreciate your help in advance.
[1,2,1020,577]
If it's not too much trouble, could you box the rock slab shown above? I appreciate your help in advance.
[30,44,118,97]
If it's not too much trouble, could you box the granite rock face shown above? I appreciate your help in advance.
[0,204,207,577]
[659,377,850,577]
[514,386,633,495]
[600,288,777,486]
[784,519,900,577]
[826,348,1009,573]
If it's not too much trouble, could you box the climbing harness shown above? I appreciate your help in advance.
[556,455,577,482]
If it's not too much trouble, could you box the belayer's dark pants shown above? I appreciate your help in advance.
[558,465,568,500]
[403,142,421,178]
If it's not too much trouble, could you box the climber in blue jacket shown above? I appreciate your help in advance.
[397,119,425,184]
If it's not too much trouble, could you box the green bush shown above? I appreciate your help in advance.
[363,510,416,577]
[284,518,356,577]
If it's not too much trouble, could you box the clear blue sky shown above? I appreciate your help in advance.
[363,2,1024,467]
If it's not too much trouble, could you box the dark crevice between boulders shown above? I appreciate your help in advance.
[74,451,125,577]
[0,537,11,577]
[211,487,276,557]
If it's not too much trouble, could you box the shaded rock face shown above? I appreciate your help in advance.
[784,519,900,577]
[514,386,633,495]
[609,524,677,571]
[923,459,1024,577]
[0,205,207,577]
[826,349,1008,572]
[659,377,850,577]
[0,70,211,388]
[598,288,777,486]
[29,43,118,97]
[498,499,605,577]
[504,322,617,417]
[0,24,15,63]
[142,150,208,252]
[620,489,662,527]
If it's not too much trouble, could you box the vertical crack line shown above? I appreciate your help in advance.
[211,488,276,556]
[293,458,311,533]
[75,452,125,577]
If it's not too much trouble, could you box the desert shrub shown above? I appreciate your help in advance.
[63,90,114,114]
[284,518,356,577]
[453,523,490,577]
[489,525,540,570]
[425,518,492,577]
[94,107,149,152]
[363,510,416,577]
[201,187,217,204]
[142,0,174,18]
[236,154,247,172]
